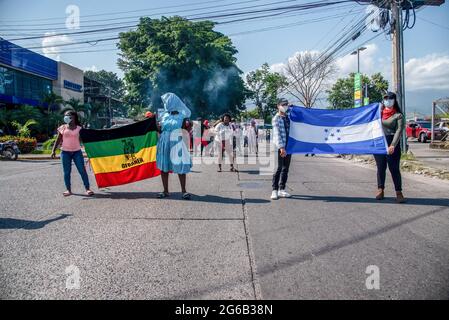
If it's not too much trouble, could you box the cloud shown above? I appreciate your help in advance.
[405,53,449,91]
[84,65,98,72]
[266,46,448,109]
[41,32,73,61]
[334,43,385,79]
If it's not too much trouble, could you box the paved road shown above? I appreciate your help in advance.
[1,153,448,299]
[408,140,449,170]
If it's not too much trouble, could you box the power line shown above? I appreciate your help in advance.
[2,1,354,51]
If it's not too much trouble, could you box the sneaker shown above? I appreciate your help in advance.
[270,190,279,200]
[278,190,292,198]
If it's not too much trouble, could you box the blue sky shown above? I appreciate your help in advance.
[1,0,448,115]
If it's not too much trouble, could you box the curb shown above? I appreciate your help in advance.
[18,154,88,161]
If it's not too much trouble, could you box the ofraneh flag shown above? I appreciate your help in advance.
[80,118,160,188]
[286,103,388,155]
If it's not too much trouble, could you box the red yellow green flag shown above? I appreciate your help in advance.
[80,118,160,188]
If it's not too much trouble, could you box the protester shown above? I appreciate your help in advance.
[271,98,292,200]
[214,113,236,172]
[201,119,212,156]
[156,92,192,200]
[51,110,94,197]
[374,92,406,203]
[247,120,258,155]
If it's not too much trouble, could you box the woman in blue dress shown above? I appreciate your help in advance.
[156,92,192,199]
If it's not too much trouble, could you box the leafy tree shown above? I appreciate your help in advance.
[117,16,248,118]
[84,70,125,99]
[327,72,389,109]
[11,119,37,138]
[0,105,44,135]
[245,63,287,121]
[127,105,147,121]
[239,108,260,121]
[41,92,64,134]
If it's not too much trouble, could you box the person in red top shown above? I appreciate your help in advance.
[374,92,405,203]
[51,110,94,197]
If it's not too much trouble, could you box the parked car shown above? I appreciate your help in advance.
[406,121,432,142]
[433,121,449,141]
[406,121,449,142]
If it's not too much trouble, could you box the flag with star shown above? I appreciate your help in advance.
[286,103,388,155]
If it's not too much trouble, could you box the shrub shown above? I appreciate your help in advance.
[42,136,57,151]
[0,135,37,154]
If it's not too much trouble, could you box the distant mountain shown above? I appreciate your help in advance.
[405,89,448,117]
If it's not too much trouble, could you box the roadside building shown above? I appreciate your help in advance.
[0,38,57,107]
[52,61,84,104]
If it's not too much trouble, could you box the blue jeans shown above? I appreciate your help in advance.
[61,150,90,191]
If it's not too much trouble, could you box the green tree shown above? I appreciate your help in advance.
[127,105,146,121]
[239,108,260,121]
[84,69,127,117]
[11,119,37,138]
[0,105,44,135]
[245,63,287,122]
[84,70,125,99]
[41,92,64,134]
[327,72,389,109]
[117,16,248,118]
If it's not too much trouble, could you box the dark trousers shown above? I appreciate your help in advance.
[374,135,402,191]
[272,150,292,191]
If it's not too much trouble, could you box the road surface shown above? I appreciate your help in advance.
[1,154,448,299]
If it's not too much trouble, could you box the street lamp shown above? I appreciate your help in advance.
[350,46,366,74]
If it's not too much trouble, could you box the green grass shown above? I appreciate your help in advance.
[401,152,416,161]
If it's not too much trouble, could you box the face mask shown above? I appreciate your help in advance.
[279,105,288,113]
[64,116,72,124]
[383,99,394,108]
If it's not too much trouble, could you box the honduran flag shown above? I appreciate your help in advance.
[80,118,160,188]
[286,103,388,155]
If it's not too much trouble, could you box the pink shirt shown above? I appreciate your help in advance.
[57,125,82,152]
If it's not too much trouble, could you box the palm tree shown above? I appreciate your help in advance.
[41,93,63,135]
[63,98,92,126]
[11,119,37,137]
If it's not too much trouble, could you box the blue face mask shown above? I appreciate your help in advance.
[64,116,72,124]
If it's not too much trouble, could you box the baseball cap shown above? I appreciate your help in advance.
[383,92,396,100]
[277,98,289,105]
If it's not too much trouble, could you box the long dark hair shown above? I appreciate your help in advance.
[392,97,402,114]
[221,113,232,122]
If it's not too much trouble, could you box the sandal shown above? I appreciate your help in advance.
[63,190,72,197]
[86,190,94,196]
[182,192,191,200]
[157,192,170,199]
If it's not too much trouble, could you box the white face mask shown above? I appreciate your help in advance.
[279,105,288,113]
[383,99,394,108]
[64,115,72,124]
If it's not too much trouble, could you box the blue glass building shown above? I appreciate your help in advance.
[0,38,58,107]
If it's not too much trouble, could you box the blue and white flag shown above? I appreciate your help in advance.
[287,103,388,155]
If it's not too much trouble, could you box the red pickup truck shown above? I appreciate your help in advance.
[406,121,449,143]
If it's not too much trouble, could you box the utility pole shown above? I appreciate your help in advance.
[356,0,445,152]
[108,86,112,127]
[391,1,408,152]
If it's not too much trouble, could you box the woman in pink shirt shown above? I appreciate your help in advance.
[51,110,94,197]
